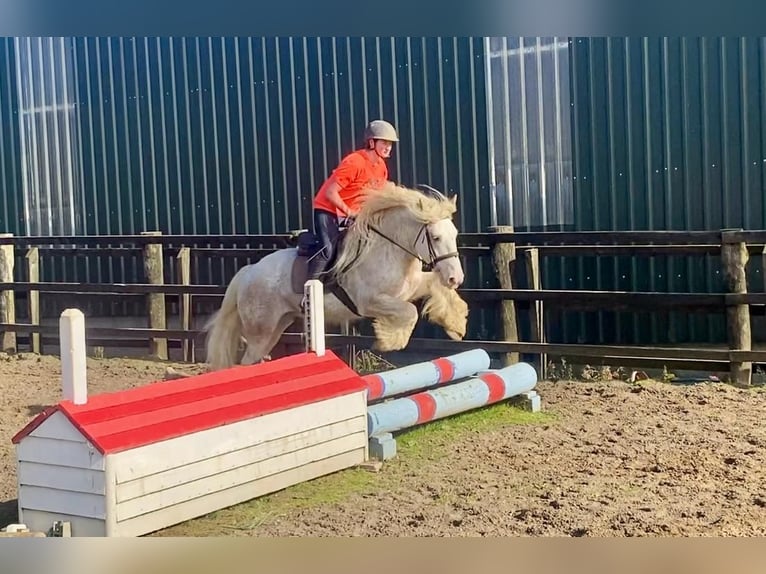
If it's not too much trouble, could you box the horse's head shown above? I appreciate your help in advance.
[341,182,465,290]
[413,210,462,289]
[415,186,464,289]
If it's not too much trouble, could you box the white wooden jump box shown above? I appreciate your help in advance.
[11,350,369,537]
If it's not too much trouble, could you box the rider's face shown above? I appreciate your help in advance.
[372,139,394,158]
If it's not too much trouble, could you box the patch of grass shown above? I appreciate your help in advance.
[396,403,551,461]
[243,466,380,510]
[353,349,396,375]
[156,467,383,536]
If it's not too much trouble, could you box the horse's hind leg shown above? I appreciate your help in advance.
[240,311,297,365]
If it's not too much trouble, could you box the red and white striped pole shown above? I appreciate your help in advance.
[362,349,491,402]
[367,362,538,437]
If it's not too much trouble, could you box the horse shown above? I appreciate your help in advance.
[203,182,469,371]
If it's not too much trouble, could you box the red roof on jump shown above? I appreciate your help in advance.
[12,351,366,454]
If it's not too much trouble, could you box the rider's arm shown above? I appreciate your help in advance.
[321,177,354,216]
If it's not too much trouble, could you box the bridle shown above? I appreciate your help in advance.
[368,222,460,272]
[366,184,460,271]
[334,184,460,274]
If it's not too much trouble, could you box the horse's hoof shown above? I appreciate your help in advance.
[374,339,409,352]
[445,329,465,341]
[372,341,397,353]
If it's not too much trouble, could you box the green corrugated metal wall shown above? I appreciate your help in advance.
[571,37,766,233]
[0,38,24,236]
[68,37,492,237]
[550,37,766,346]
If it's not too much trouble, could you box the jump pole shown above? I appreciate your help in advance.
[302,279,541,462]
[367,362,541,460]
[362,349,492,402]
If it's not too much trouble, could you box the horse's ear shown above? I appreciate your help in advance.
[450,194,458,206]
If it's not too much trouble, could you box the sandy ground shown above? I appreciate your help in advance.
[2,352,766,536]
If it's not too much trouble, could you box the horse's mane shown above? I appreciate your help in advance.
[331,182,457,280]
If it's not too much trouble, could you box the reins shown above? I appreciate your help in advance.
[369,221,459,271]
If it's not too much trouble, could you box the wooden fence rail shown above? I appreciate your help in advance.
[0,228,763,384]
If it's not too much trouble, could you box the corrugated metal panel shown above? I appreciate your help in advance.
[559,37,766,347]
[0,37,499,239]
[0,38,24,236]
[63,37,492,238]
[13,37,82,237]
[483,36,576,349]
[4,37,492,238]
[571,37,766,233]
[484,36,574,230]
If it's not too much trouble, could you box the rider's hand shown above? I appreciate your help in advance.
[339,210,357,227]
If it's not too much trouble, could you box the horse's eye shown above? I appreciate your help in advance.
[432,236,441,242]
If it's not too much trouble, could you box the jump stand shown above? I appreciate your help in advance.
[11,284,369,537]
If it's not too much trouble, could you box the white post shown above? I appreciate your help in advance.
[303,280,325,356]
[60,308,87,405]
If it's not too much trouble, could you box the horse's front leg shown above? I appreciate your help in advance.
[410,272,468,340]
[358,294,420,352]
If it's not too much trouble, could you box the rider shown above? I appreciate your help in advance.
[307,119,399,281]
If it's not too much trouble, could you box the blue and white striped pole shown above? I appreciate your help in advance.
[367,362,538,437]
[362,349,491,402]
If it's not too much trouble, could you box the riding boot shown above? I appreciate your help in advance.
[306,254,330,282]
[302,255,329,313]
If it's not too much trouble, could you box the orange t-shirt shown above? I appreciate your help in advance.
[313,150,388,215]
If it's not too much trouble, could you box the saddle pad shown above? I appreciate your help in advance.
[291,255,310,294]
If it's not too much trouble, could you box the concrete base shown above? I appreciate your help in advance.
[509,390,542,412]
[368,433,397,461]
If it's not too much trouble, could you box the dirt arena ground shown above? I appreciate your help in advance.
[2,352,766,537]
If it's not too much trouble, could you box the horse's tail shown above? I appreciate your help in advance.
[204,266,246,371]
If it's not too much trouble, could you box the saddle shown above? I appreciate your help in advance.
[290,228,362,316]
[290,229,339,292]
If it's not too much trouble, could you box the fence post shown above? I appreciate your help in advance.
[525,247,545,378]
[142,231,167,360]
[26,247,40,354]
[489,225,519,365]
[0,234,16,353]
[177,247,193,362]
[721,229,751,386]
